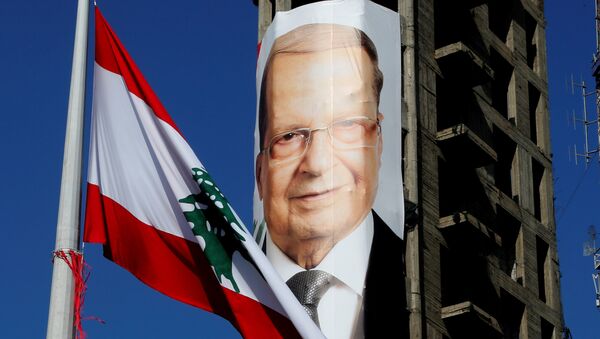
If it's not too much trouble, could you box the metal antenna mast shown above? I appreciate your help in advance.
[572,78,598,165]
[573,0,600,165]
[583,225,600,308]
[588,0,600,164]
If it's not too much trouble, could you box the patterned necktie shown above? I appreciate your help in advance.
[286,270,332,327]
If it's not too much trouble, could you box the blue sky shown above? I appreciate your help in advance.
[547,0,600,337]
[0,0,598,338]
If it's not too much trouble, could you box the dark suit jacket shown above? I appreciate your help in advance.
[363,211,410,338]
[261,211,410,337]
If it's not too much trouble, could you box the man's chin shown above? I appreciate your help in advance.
[289,209,348,235]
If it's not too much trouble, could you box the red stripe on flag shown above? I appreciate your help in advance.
[84,183,300,338]
[94,8,182,136]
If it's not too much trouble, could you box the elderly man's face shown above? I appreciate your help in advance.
[257,46,383,255]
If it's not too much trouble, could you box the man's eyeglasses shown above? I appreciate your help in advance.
[262,116,381,162]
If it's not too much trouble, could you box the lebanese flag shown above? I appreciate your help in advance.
[84,7,323,339]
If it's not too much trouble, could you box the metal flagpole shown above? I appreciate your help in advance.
[46,0,89,338]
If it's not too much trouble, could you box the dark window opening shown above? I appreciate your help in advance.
[441,244,500,337]
[439,158,495,225]
[489,0,512,43]
[497,207,522,284]
[493,128,517,199]
[541,317,554,339]
[532,158,545,221]
[434,0,486,55]
[491,49,513,119]
[536,236,549,302]
[525,11,538,70]
[500,290,524,339]
[437,75,467,131]
[528,83,540,144]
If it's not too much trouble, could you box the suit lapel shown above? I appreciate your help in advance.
[363,211,410,338]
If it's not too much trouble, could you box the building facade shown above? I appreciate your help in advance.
[255,0,564,337]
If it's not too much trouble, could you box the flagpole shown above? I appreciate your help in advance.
[47,0,90,338]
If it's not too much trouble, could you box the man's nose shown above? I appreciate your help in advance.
[299,129,334,176]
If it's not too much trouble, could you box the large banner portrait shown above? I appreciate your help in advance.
[253,0,406,337]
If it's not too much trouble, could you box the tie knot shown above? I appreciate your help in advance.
[286,269,332,306]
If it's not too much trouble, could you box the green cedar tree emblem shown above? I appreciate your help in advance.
[179,167,250,293]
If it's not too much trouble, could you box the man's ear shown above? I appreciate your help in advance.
[256,153,264,200]
[377,112,384,167]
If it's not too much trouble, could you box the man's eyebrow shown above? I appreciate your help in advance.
[270,123,308,135]
[332,107,378,119]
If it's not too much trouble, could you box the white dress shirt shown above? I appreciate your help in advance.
[266,213,375,339]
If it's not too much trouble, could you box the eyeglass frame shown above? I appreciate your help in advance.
[260,115,382,163]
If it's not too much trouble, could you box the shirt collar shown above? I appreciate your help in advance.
[266,212,374,296]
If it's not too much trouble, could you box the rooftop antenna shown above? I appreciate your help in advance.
[592,0,600,163]
[570,0,600,166]
[571,77,599,166]
[583,225,600,308]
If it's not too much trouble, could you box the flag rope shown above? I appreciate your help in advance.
[53,249,89,339]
